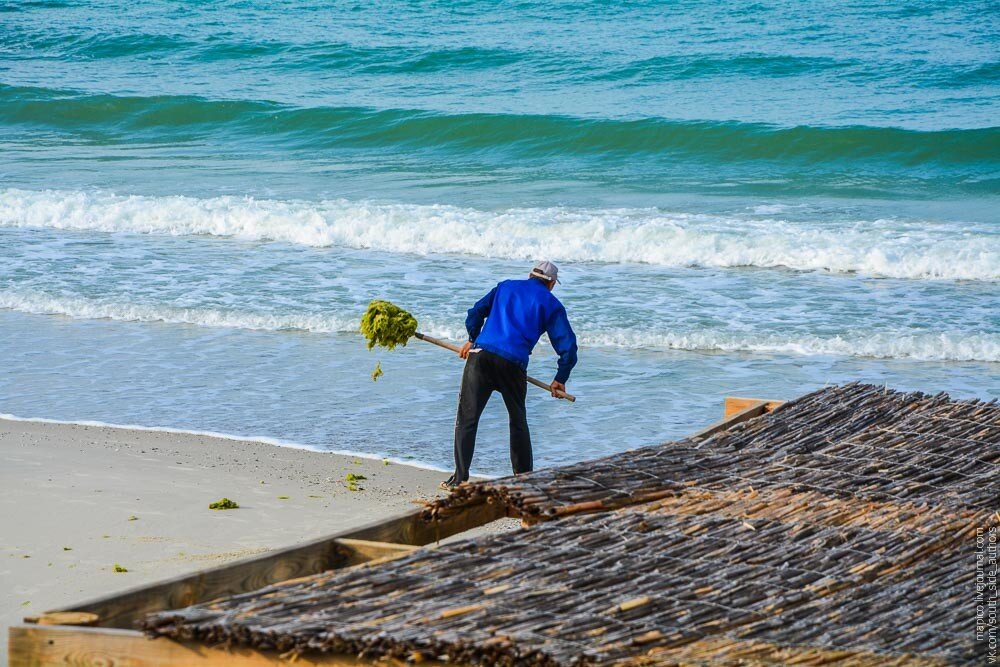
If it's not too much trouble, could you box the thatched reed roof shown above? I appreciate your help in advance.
[425,382,1000,522]
[143,384,998,665]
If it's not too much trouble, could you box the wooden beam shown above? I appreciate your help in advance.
[44,498,505,630]
[8,625,445,666]
[688,397,783,442]
[337,539,420,566]
[34,612,99,627]
[344,497,505,545]
[723,396,785,419]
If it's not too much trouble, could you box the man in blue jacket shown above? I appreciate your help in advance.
[441,260,578,489]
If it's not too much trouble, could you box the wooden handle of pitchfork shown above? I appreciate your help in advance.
[414,332,576,402]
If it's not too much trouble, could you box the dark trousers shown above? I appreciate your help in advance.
[450,350,531,483]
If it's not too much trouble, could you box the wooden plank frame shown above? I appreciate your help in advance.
[8,625,447,666]
[8,395,779,667]
[688,397,784,441]
[42,498,507,632]
[723,396,785,419]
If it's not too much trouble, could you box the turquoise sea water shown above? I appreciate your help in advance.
[1,1,997,475]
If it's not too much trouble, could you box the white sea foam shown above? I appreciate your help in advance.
[2,290,996,362]
[1,188,996,281]
[749,203,791,215]
[0,290,360,333]
[580,329,1000,363]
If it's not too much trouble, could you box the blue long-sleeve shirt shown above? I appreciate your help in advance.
[466,278,578,384]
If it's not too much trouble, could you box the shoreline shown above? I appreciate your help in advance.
[0,417,497,664]
[0,412,454,474]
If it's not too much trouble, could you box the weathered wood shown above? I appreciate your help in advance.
[688,399,770,440]
[723,396,785,419]
[337,539,420,566]
[8,625,445,666]
[45,498,505,630]
[346,497,505,545]
[47,536,346,630]
[34,611,100,627]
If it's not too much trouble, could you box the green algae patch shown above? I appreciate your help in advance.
[113,563,128,573]
[345,472,367,491]
[208,498,239,510]
[361,300,417,381]
[277,495,290,500]
[360,300,417,350]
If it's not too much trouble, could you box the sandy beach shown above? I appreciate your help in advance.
[0,418,490,662]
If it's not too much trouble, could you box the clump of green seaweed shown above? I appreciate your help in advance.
[345,473,367,491]
[113,563,128,573]
[360,300,417,350]
[208,498,239,510]
[360,300,417,382]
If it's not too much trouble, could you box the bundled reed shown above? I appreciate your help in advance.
[424,383,1000,522]
[143,493,989,665]
[142,383,997,665]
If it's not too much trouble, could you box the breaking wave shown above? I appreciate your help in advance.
[581,329,999,364]
[1,189,997,281]
[2,290,995,362]
[0,290,358,334]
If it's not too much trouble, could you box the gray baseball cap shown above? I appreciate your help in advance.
[530,260,561,284]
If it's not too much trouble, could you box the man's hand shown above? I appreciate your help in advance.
[550,380,566,398]
[459,341,473,359]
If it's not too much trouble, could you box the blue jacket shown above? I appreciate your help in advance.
[466,278,578,384]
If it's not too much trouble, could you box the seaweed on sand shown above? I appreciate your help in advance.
[208,498,239,510]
